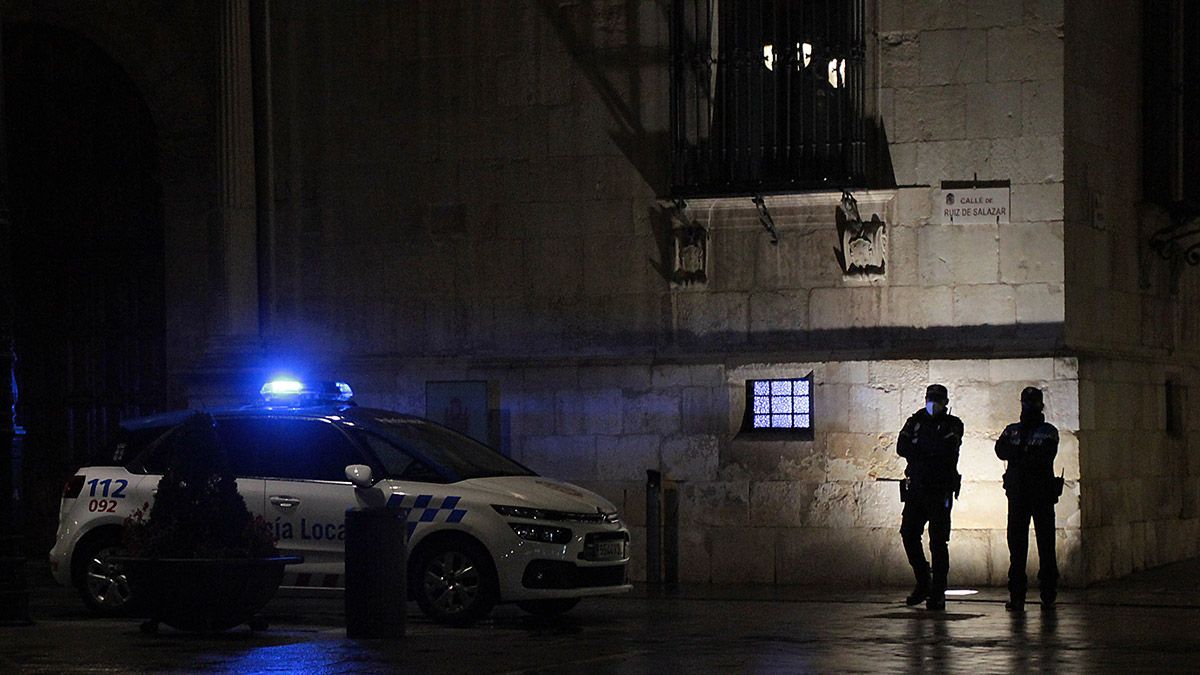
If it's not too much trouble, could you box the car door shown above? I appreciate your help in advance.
[344,426,450,521]
[217,416,368,581]
[142,416,266,523]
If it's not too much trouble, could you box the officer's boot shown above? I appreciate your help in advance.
[1040,587,1056,610]
[1038,567,1059,610]
[925,583,946,611]
[926,536,949,610]
[926,555,948,611]
[1006,577,1027,611]
[905,573,930,606]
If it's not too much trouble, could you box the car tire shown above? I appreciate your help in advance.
[516,598,580,617]
[411,539,497,625]
[75,533,138,616]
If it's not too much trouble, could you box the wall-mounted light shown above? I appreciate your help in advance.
[762,42,821,77]
[827,58,846,88]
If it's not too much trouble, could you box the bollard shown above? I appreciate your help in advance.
[646,470,661,584]
[663,482,679,585]
[345,507,407,639]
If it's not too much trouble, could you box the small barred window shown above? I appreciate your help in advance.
[742,374,814,436]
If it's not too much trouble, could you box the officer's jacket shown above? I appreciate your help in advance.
[897,409,963,494]
[994,416,1059,499]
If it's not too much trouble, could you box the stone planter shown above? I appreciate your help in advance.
[116,556,302,633]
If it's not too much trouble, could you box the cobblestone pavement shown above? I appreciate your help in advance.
[4,559,1200,673]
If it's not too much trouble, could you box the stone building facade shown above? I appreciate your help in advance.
[4,0,1196,587]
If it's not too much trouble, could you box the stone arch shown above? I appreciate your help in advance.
[2,4,222,363]
[3,20,179,546]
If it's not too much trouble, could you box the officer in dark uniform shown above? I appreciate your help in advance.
[995,386,1060,611]
[897,383,963,610]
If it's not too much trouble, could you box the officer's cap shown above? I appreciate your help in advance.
[925,383,949,403]
[1021,386,1043,406]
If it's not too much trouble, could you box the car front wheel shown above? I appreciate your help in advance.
[412,540,497,625]
[76,536,136,615]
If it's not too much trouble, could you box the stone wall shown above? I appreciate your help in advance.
[246,0,1071,363]
[322,355,1081,587]
[1062,0,1200,359]
[1077,359,1200,582]
[877,2,1065,183]
[680,188,1063,348]
[1061,2,1200,582]
[875,0,1066,330]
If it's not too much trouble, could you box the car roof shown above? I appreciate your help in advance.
[118,404,421,431]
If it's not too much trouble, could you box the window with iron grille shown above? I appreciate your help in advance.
[671,0,867,196]
[741,375,814,437]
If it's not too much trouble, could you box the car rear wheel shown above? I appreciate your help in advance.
[412,540,496,625]
[76,535,136,615]
[517,598,580,617]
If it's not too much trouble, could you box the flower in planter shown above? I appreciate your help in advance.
[124,412,276,559]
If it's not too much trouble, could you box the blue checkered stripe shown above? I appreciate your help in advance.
[385,494,467,538]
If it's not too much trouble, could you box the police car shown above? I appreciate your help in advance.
[49,379,631,624]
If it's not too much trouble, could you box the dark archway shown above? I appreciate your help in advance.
[3,22,170,548]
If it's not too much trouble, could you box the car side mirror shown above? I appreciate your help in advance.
[345,464,374,488]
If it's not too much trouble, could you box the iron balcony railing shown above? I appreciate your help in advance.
[670,0,866,196]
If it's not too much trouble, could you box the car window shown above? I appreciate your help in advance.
[97,424,174,468]
[364,417,535,481]
[138,418,219,474]
[349,428,447,484]
[136,427,175,474]
[217,417,366,482]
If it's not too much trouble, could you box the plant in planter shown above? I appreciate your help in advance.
[120,412,299,633]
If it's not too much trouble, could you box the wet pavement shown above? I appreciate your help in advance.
[5,559,1200,673]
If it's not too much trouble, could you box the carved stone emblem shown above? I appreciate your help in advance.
[672,222,708,285]
[835,191,886,275]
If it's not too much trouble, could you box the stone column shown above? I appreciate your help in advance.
[213,0,260,341]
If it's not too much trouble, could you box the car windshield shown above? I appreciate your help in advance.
[365,416,534,481]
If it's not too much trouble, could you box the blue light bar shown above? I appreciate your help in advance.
[331,381,354,401]
[260,379,354,404]
[261,379,304,398]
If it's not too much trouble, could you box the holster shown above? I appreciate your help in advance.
[1052,475,1065,503]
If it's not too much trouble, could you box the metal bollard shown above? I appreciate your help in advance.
[344,507,407,639]
[646,470,661,584]
[663,482,679,585]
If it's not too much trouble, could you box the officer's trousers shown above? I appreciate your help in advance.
[900,491,952,590]
[1007,495,1058,600]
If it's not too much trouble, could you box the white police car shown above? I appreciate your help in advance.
[49,379,631,624]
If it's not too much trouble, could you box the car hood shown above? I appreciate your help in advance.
[458,475,618,514]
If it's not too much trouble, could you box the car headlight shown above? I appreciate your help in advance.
[491,503,622,524]
[492,504,543,519]
[509,523,573,544]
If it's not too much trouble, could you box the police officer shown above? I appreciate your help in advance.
[995,386,1060,611]
[897,384,963,610]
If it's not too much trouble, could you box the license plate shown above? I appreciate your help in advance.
[595,540,625,560]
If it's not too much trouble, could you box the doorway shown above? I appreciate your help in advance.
[3,22,171,549]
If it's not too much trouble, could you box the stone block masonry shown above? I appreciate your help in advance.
[349,356,1081,587]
